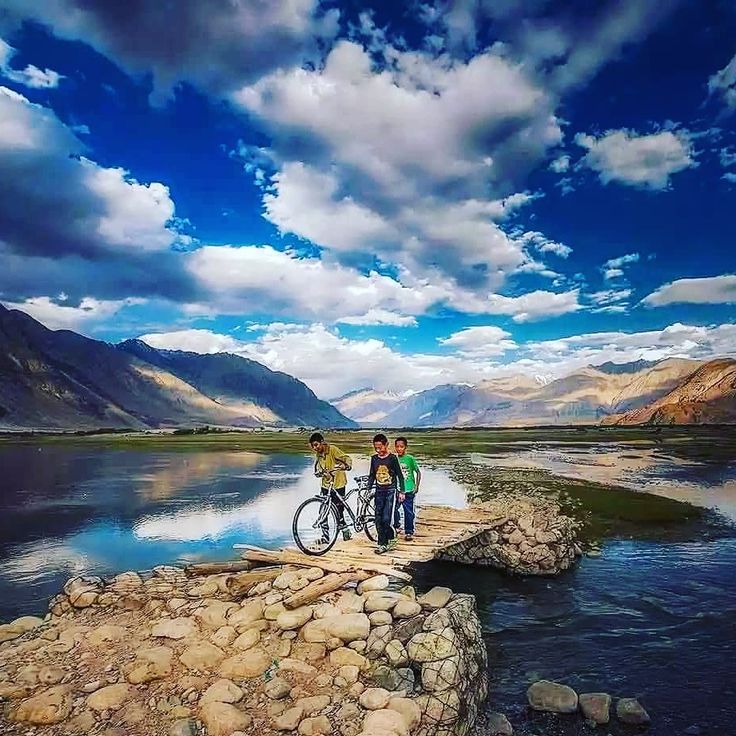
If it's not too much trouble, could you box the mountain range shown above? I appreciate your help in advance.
[334,358,736,427]
[0,305,355,431]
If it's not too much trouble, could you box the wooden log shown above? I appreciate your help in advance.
[184,560,255,577]
[283,571,369,609]
[227,566,289,598]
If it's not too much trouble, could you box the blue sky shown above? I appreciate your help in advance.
[0,0,735,397]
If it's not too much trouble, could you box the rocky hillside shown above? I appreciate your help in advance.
[0,305,354,431]
[324,388,412,427]
[341,359,703,427]
[604,358,736,425]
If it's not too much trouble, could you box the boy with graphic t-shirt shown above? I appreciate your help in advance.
[394,436,421,540]
[367,433,405,554]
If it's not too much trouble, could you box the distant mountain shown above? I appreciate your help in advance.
[343,358,704,427]
[603,359,736,425]
[332,387,410,426]
[0,305,355,430]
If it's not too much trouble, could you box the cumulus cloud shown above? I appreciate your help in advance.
[438,326,517,358]
[601,252,639,280]
[642,275,736,306]
[483,290,581,322]
[139,320,736,398]
[1,0,338,99]
[576,128,696,189]
[0,38,63,88]
[0,87,196,304]
[3,295,143,331]
[708,51,736,111]
[549,155,570,173]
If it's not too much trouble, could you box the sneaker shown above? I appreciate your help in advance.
[342,529,352,541]
[405,534,414,541]
[387,538,398,551]
[374,545,388,555]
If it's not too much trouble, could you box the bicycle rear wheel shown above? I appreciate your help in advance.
[362,495,377,542]
[293,497,339,555]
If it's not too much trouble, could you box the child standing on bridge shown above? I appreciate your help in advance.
[367,433,405,555]
[394,436,421,541]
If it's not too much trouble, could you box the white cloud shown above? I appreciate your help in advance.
[642,275,736,306]
[3,296,142,330]
[337,310,418,327]
[519,230,572,258]
[549,155,570,173]
[139,328,244,355]
[438,326,517,358]
[588,288,632,314]
[601,252,639,280]
[708,52,736,111]
[483,290,581,323]
[0,38,63,88]
[576,128,696,189]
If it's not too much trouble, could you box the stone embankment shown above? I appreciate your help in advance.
[0,565,487,736]
[438,495,580,576]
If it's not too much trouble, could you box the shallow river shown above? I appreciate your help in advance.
[0,442,734,734]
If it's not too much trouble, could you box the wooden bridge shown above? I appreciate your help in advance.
[233,504,507,582]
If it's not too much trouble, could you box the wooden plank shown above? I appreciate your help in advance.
[185,560,255,577]
[227,566,288,597]
[283,571,369,609]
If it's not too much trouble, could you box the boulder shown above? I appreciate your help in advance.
[359,687,391,710]
[37,666,65,685]
[329,647,368,668]
[274,705,304,731]
[579,692,611,724]
[265,677,292,700]
[229,599,265,628]
[126,646,173,684]
[361,708,409,736]
[325,613,371,642]
[385,640,409,667]
[406,628,458,662]
[201,679,244,705]
[364,592,405,613]
[527,680,578,713]
[197,601,239,629]
[357,575,389,594]
[368,611,392,626]
[87,684,131,712]
[233,628,261,651]
[301,619,329,643]
[486,711,513,735]
[298,715,331,735]
[152,618,197,640]
[11,686,72,725]
[336,591,365,614]
[393,600,421,619]
[387,697,422,730]
[417,586,453,610]
[421,655,462,692]
[180,641,226,671]
[295,695,330,716]
[616,698,650,725]
[220,648,272,679]
[87,624,127,646]
[200,702,252,736]
[277,606,313,630]
[211,626,238,648]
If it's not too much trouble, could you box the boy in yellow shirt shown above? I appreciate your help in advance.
[310,432,353,541]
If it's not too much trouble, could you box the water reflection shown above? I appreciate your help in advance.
[0,446,466,619]
[475,445,736,520]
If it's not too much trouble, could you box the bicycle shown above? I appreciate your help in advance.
[292,470,377,555]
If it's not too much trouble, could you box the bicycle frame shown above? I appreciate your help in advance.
[311,474,374,534]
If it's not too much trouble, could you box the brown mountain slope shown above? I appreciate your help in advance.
[604,358,736,425]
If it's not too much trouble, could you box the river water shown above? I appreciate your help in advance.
[0,442,734,734]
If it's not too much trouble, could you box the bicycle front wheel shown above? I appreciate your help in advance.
[362,495,377,542]
[292,497,339,555]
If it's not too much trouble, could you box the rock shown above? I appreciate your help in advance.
[298,715,331,735]
[417,586,453,610]
[275,705,304,731]
[313,602,341,619]
[357,575,390,594]
[169,718,197,736]
[361,708,409,736]
[152,618,197,640]
[266,602,288,620]
[368,611,392,626]
[406,628,458,662]
[393,616,425,643]
[201,679,244,705]
[220,648,272,679]
[233,628,261,651]
[392,600,421,619]
[265,677,292,700]
[366,625,393,658]
[229,599,265,628]
[200,701,252,736]
[11,685,72,725]
[277,606,313,630]
[527,680,578,713]
[348,640,367,653]
[87,624,127,646]
[291,641,326,662]
[211,626,238,648]
[82,680,102,693]
[296,694,331,716]
[422,609,451,632]
[326,613,371,642]
[87,684,131,712]
[335,664,360,686]
[364,591,405,613]
[126,646,173,684]
[278,659,318,675]
[65,710,97,733]
[180,641,226,671]
[336,591,365,614]
[37,666,64,686]
[385,640,409,667]
[301,619,329,643]
[388,697,421,730]
[329,647,367,668]
[416,689,461,726]
[421,655,462,692]
[486,711,513,735]
[359,687,391,710]
[616,698,650,725]
[64,576,103,608]
[197,601,239,629]
[579,693,611,724]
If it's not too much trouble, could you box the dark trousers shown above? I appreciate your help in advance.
[321,487,346,530]
[394,493,416,535]
[374,488,397,546]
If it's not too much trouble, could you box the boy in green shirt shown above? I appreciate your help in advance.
[394,436,421,541]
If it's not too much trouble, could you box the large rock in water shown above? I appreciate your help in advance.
[579,692,611,724]
[527,680,578,713]
[616,697,650,724]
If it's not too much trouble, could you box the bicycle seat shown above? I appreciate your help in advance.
[354,474,371,489]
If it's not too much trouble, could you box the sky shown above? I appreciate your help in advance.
[0,0,735,399]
